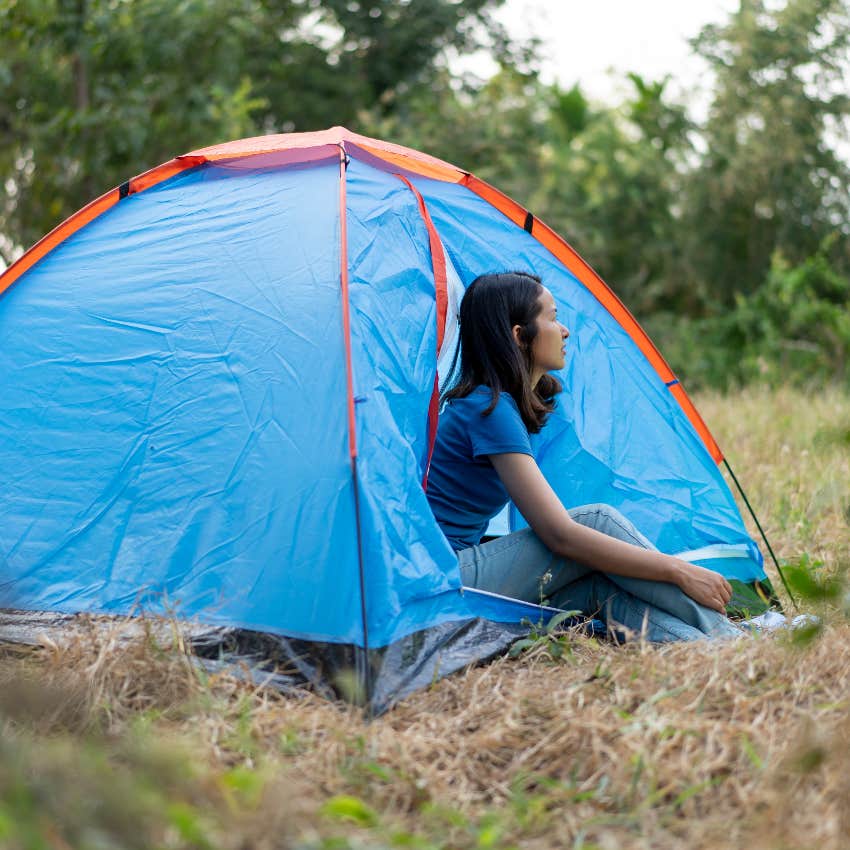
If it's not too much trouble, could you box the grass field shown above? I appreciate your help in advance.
[2,386,849,850]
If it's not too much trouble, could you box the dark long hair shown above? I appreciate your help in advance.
[443,271,562,433]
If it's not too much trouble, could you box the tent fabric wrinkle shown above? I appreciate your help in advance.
[389,171,449,488]
[0,127,777,710]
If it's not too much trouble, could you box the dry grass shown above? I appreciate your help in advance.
[2,385,849,849]
[699,384,850,582]
[0,618,199,734]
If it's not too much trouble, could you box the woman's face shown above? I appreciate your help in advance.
[529,287,569,377]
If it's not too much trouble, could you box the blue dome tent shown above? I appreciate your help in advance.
[0,128,777,711]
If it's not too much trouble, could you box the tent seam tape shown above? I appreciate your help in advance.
[391,173,447,489]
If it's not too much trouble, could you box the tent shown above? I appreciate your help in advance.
[0,127,777,711]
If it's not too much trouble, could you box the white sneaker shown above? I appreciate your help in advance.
[741,611,787,631]
[741,611,820,632]
[790,614,821,629]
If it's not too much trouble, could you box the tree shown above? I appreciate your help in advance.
[531,76,693,314]
[363,63,550,200]
[309,0,506,115]
[0,0,510,261]
[681,0,850,307]
[0,0,281,262]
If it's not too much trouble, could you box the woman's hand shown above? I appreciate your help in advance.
[669,560,733,613]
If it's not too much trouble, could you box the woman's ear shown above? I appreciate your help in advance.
[512,324,524,348]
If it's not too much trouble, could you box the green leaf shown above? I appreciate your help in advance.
[475,818,502,847]
[784,561,842,601]
[321,795,379,827]
[740,735,763,770]
[166,802,213,849]
[221,765,265,807]
[508,638,537,658]
[545,609,581,634]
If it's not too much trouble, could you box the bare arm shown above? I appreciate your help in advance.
[489,453,733,613]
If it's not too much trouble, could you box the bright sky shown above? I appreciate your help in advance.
[481,0,741,108]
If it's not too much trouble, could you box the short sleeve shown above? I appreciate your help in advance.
[467,393,533,459]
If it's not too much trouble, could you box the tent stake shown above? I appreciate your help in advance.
[723,458,797,609]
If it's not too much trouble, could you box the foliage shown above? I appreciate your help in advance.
[647,241,850,390]
[0,721,216,850]
[533,75,694,315]
[681,0,850,307]
[0,0,275,259]
[364,0,850,381]
[3,0,850,388]
[722,243,850,386]
[315,0,517,116]
[0,0,509,261]
[508,609,582,660]
[362,64,550,206]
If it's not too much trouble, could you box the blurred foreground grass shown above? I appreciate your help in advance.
[2,386,849,850]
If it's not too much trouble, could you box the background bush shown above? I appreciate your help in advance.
[2,0,849,390]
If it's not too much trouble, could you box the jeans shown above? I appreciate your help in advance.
[457,504,741,642]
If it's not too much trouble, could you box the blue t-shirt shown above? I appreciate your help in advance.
[426,386,533,550]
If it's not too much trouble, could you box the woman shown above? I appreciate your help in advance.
[426,271,740,641]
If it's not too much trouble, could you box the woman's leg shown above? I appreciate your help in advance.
[548,571,711,642]
[457,526,592,605]
[459,532,712,641]
[457,504,740,640]
[562,504,741,639]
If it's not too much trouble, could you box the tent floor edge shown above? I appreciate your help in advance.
[191,619,533,715]
[2,596,783,712]
[0,608,528,712]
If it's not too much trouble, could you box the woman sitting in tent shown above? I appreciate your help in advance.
[426,271,741,641]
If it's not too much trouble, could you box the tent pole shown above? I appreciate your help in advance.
[351,464,374,713]
[722,458,797,609]
[337,143,374,712]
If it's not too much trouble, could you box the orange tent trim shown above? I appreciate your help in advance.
[461,174,724,464]
[0,156,205,298]
[392,173,451,489]
[0,128,722,464]
[190,127,466,184]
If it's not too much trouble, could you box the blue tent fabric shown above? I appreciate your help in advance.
[1,160,366,642]
[412,175,764,582]
[0,131,773,708]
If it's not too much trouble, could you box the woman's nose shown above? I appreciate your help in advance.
[561,324,570,339]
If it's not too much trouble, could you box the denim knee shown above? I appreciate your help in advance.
[570,503,625,524]
[569,504,648,548]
